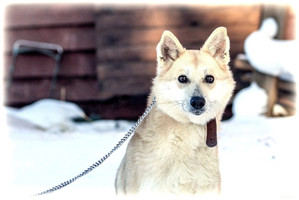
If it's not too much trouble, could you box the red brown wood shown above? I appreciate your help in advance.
[283,6,296,39]
[97,42,245,62]
[4,52,96,78]
[5,3,279,120]
[6,78,99,103]
[98,76,152,99]
[5,4,95,28]
[97,25,257,47]
[4,26,95,52]
[77,95,148,120]
[6,75,153,104]
[96,5,261,29]
[97,62,156,79]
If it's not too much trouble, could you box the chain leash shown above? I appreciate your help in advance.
[34,97,156,196]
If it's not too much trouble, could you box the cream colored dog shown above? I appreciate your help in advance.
[115,27,235,197]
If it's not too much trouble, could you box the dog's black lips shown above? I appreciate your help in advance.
[191,108,205,116]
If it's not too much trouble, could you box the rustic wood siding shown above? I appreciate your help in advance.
[284,5,296,39]
[4,4,266,119]
[4,4,99,106]
[95,4,262,100]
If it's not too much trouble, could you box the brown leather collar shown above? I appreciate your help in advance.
[206,118,217,147]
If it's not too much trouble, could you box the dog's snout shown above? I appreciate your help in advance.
[190,96,205,110]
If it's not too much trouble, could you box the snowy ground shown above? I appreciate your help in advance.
[1,84,299,200]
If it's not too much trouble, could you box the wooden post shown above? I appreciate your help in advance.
[253,70,278,117]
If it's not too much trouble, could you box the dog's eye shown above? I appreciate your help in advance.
[205,75,214,84]
[178,75,189,83]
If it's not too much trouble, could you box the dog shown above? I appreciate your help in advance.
[115,27,235,197]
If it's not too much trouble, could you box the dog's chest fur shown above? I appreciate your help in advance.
[121,107,220,194]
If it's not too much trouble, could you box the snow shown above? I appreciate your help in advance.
[232,82,268,117]
[10,99,87,131]
[244,18,299,82]
[1,89,299,200]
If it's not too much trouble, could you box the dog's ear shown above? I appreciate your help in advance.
[156,31,185,75]
[202,27,230,69]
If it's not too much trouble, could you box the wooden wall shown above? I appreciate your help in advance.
[4,4,265,119]
[95,5,261,101]
[4,4,97,103]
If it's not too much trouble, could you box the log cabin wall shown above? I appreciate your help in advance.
[95,5,261,98]
[4,4,99,111]
[3,4,266,120]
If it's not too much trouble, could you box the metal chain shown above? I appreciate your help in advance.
[34,97,156,196]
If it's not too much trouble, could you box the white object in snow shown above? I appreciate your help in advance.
[232,82,268,118]
[12,99,86,131]
[244,18,298,82]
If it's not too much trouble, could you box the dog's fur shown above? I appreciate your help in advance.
[115,27,235,197]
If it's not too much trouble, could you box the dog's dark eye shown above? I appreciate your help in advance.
[178,75,189,83]
[205,75,214,84]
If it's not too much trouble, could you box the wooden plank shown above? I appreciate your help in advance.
[4,54,55,78]
[277,96,296,109]
[6,78,99,104]
[5,4,95,28]
[77,95,148,120]
[98,45,156,62]
[58,52,96,77]
[278,79,296,93]
[5,93,149,120]
[97,62,156,79]
[253,70,279,117]
[56,78,101,101]
[283,5,296,39]
[97,25,257,47]
[5,75,153,104]
[4,52,96,78]
[98,76,152,99]
[5,79,53,104]
[96,4,261,29]
[97,41,244,62]
[4,26,95,53]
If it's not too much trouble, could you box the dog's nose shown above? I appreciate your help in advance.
[190,96,205,110]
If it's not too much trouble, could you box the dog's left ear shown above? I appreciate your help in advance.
[156,31,185,75]
[202,27,230,69]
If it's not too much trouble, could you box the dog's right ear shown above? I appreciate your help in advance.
[156,31,185,75]
[202,27,230,70]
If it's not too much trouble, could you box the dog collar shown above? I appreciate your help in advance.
[206,118,217,147]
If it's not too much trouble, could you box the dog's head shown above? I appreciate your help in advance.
[152,27,235,125]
